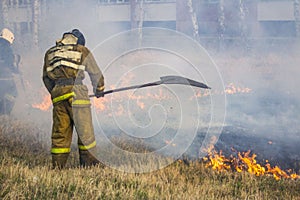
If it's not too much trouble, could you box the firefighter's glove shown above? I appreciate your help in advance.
[95,89,104,98]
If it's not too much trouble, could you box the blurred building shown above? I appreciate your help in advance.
[0,0,40,48]
[0,0,299,49]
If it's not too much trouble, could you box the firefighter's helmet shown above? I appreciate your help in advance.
[0,28,14,44]
[63,29,85,46]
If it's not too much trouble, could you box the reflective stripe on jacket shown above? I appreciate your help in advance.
[52,92,75,104]
[42,34,105,102]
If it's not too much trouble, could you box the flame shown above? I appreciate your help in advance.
[203,149,300,180]
[225,83,252,94]
[165,140,176,147]
[114,104,125,116]
[32,94,52,111]
[128,94,145,109]
[92,98,109,112]
[190,82,252,100]
[192,90,210,99]
[237,151,266,176]
[32,81,252,114]
[89,87,171,115]
[204,150,231,171]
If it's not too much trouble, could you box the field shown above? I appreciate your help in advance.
[0,116,299,200]
[2,36,300,199]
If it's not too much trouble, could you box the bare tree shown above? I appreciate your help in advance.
[218,0,225,50]
[130,0,138,29]
[32,0,40,47]
[1,0,9,28]
[295,0,300,37]
[138,0,144,46]
[239,0,250,51]
[187,0,199,41]
[0,1,3,28]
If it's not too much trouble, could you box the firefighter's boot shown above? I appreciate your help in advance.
[79,149,99,168]
[52,153,69,169]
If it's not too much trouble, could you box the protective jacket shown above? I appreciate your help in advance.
[42,34,104,168]
[0,38,18,115]
[43,34,104,104]
[0,38,14,68]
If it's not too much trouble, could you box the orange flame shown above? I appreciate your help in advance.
[237,151,266,176]
[190,82,252,100]
[225,83,252,94]
[203,149,300,180]
[92,98,109,112]
[165,140,176,147]
[204,150,231,171]
[32,82,252,113]
[192,90,211,99]
[32,94,52,111]
[90,87,171,115]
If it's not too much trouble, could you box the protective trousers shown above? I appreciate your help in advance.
[0,78,17,115]
[51,99,99,169]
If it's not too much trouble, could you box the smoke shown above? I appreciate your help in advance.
[6,1,300,171]
[192,1,300,137]
[12,0,132,122]
[212,43,300,137]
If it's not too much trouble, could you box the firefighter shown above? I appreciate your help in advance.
[0,28,19,115]
[42,29,105,169]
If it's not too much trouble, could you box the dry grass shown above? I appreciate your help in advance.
[0,116,299,200]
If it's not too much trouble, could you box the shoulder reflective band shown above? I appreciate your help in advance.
[61,34,78,45]
[78,141,96,151]
[49,45,74,53]
[51,147,71,154]
[48,50,82,64]
[47,60,86,72]
[52,92,75,104]
[72,99,91,105]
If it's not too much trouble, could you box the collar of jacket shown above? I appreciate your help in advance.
[56,34,78,46]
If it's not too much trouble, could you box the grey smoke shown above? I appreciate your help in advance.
[5,1,300,170]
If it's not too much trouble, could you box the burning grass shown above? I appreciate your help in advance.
[0,117,299,199]
[203,149,300,181]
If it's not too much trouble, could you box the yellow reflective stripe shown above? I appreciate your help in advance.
[47,60,85,72]
[78,141,96,151]
[51,147,71,154]
[72,99,91,105]
[52,92,75,104]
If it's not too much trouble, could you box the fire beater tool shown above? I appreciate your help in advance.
[89,75,211,97]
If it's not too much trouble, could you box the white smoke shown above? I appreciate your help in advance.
[6,1,300,170]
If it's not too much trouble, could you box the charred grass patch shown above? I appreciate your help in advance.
[0,117,299,199]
